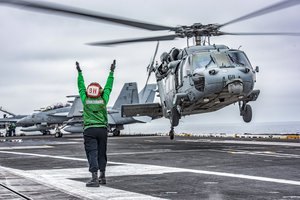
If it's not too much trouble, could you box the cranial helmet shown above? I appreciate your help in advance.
[86,82,103,98]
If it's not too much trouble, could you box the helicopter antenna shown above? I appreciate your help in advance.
[238,45,242,50]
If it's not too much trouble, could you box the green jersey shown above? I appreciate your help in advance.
[77,71,114,130]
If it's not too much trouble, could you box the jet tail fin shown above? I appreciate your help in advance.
[67,95,83,118]
[112,82,139,110]
[139,84,156,103]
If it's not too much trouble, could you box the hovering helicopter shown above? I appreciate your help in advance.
[1,0,300,140]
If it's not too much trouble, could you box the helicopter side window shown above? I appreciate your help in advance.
[165,75,174,94]
[193,53,217,69]
[177,60,184,87]
[228,51,251,67]
[182,56,192,77]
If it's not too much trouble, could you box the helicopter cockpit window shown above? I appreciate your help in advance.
[228,51,251,67]
[192,53,217,69]
[213,53,231,67]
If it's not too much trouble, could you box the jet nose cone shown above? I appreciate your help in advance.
[17,116,30,125]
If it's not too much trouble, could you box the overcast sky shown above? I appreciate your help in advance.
[0,0,299,133]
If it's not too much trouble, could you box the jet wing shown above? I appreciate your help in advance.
[121,103,163,118]
[0,115,27,123]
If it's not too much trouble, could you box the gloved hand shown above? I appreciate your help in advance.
[110,59,116,72]
[76,61,82,72]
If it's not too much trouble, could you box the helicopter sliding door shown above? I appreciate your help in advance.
[176,59,184,90]
[164,73,176,108]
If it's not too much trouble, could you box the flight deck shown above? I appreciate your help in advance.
[0,134,299,200]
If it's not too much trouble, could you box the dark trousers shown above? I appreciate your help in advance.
[83,127,108,173]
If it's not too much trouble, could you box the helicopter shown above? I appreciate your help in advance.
[1,0,300,140]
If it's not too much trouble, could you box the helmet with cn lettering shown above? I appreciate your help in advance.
[86,82,103,98]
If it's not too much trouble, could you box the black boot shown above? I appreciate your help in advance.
[99,171,106,184]
[86,172,99,187]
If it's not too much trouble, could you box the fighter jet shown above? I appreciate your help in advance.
[64,82,157,136]
[16,103,71,137]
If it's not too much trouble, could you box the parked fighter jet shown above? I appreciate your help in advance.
[16,103,71,137]
[64,82,157,136]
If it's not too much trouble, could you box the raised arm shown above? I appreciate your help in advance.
[76,62,87,103]
[102,60,116,105]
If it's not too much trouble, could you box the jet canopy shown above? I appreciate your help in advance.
[42,103,70,112]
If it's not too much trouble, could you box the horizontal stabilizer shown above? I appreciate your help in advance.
[121,103,163,118]
[132,116,152,123]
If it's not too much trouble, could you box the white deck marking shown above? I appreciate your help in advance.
[178,139,300,147]
[211,149,300,158]
[0,150,300,186]
[0,145,53,150]
[0,166,164,200]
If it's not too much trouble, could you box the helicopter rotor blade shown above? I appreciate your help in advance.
[143,42,160,96]
[0,0,174,31]
[148,41,160,72]
[87,35,177,46]
[220,32,300,36]
[220,0,300,27]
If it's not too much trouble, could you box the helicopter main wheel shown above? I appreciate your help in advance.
[169,128,175,140]
[242,104,252,123]
[112,129,120,137]
[170,107,180,127]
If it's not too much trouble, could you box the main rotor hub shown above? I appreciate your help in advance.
[175,23,221,39]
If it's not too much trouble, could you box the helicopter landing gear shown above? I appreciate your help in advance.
[239,101,252,123]
[170,107,181,127]
[169,107,181,140]
[169,127,175,140]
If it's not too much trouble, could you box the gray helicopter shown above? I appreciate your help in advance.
[1,0,300,139]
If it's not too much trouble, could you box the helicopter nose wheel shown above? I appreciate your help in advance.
[239,101,252,123]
